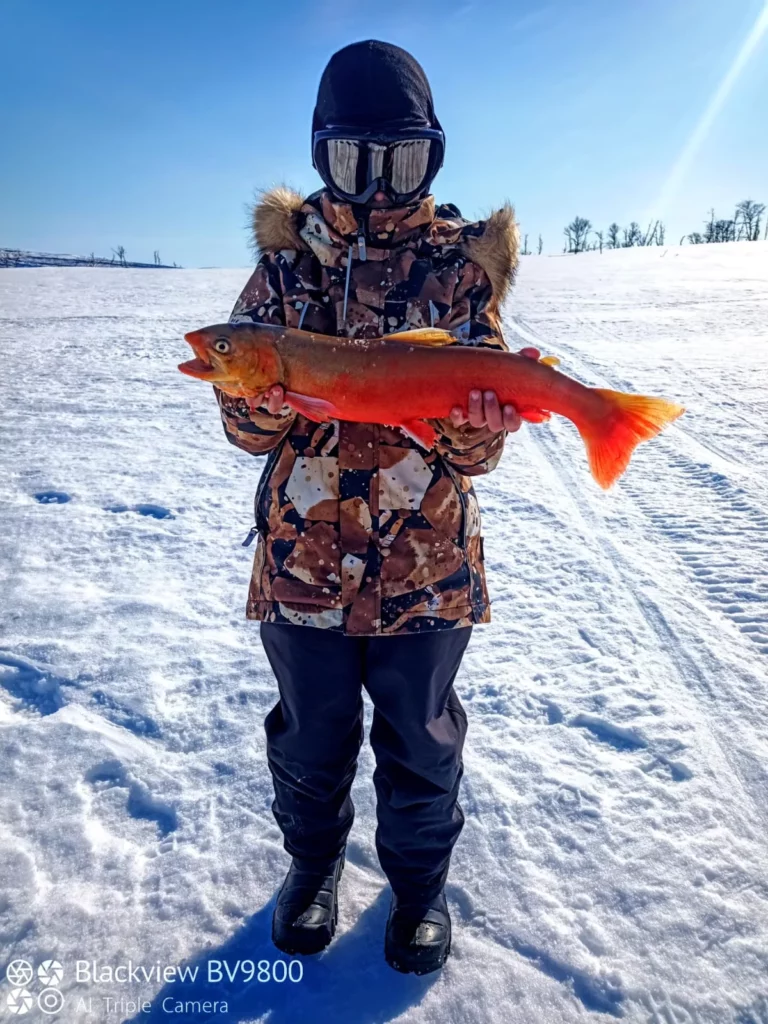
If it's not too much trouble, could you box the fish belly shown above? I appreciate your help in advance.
[288,342,573,424]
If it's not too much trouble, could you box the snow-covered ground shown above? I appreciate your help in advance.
[1,242,767,1024]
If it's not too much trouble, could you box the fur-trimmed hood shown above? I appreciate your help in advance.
[249,186,519,309]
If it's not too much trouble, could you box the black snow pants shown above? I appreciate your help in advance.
[259,622,471,902]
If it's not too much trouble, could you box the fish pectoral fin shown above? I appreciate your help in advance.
[518,407,552,423]
[284,391,341,423]
[383,328,456,347]
[539,355,561,367]
[397,419,438,450]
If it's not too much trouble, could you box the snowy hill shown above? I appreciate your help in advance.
[1,243,767,1024]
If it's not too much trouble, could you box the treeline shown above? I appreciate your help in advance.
[0,245,180,269]
[518,198,766,255]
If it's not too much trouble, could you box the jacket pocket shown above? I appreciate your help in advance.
[254,440,285,534]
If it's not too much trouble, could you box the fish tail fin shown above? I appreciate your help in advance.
[576,389,685,489]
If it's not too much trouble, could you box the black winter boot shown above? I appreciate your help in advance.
[272,851,345,955]
[384,890,451,975]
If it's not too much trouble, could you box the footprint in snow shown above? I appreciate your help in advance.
[34,490,71,504]
[568,712,648,752]
[568,712,693,781]
[640,755,693,783]
[0,652,75,715]
[90,688,162,738]
[104,503,174,519]
[86,758,177,837]
[523,694,565,724]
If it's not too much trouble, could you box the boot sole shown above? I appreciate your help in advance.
[271,853,344,956]
[385,934,451,975]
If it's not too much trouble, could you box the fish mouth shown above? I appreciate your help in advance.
[179,330,228,381]
[178,356,217,378]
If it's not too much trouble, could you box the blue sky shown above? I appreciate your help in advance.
[1,0,767,267]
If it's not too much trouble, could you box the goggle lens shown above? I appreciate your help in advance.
[318,135,441,203]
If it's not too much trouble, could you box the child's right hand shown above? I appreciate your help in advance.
[264,385,286,414]
[246,385,285,414]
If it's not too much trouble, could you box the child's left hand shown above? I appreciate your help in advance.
[449,346,541,432]
[449,391,522,432]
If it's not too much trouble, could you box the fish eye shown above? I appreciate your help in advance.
[214,338,230,354]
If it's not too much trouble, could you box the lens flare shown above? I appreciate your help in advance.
[652,3,768,219]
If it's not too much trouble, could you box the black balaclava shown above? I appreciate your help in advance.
[312,40,443,137]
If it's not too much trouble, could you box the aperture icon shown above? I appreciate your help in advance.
[6,989,34,1016]
[5,961,34,988]
[38,988,66,1014]
[37,961,64,987]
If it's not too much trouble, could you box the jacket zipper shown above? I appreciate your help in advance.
[444,462,469,548]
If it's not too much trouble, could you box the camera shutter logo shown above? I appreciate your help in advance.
[5,960,67,1015]
[6,989,34,1015]
[37,961,63,988]
[5,961,34,988]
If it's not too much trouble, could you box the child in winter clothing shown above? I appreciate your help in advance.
[215,40,520,974]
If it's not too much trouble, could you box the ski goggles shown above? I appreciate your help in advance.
[312,127,445,205]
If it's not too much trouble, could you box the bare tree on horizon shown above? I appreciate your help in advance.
[735,199,765,241]
[564,216,592,253]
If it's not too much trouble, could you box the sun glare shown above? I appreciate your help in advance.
[652,2,768,219]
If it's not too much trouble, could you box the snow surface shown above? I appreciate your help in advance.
[1,242,767,1024]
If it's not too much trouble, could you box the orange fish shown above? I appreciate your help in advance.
[179,323,684,489]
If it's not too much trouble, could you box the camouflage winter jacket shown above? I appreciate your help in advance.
[215,187,519,635]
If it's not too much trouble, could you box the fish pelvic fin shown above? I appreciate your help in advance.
[398,419,438,450]
[383,328,456,347]
[284,391,341,423]
[578,389,685,489]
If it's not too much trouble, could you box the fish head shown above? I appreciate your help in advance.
[179,323,284,398]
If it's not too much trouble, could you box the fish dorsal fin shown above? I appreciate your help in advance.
[382,328,456,347]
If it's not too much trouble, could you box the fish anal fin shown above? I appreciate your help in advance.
[518,407,552,423]
[383,328,456,347]
[397,419,438,450]
[284,391,341,423]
